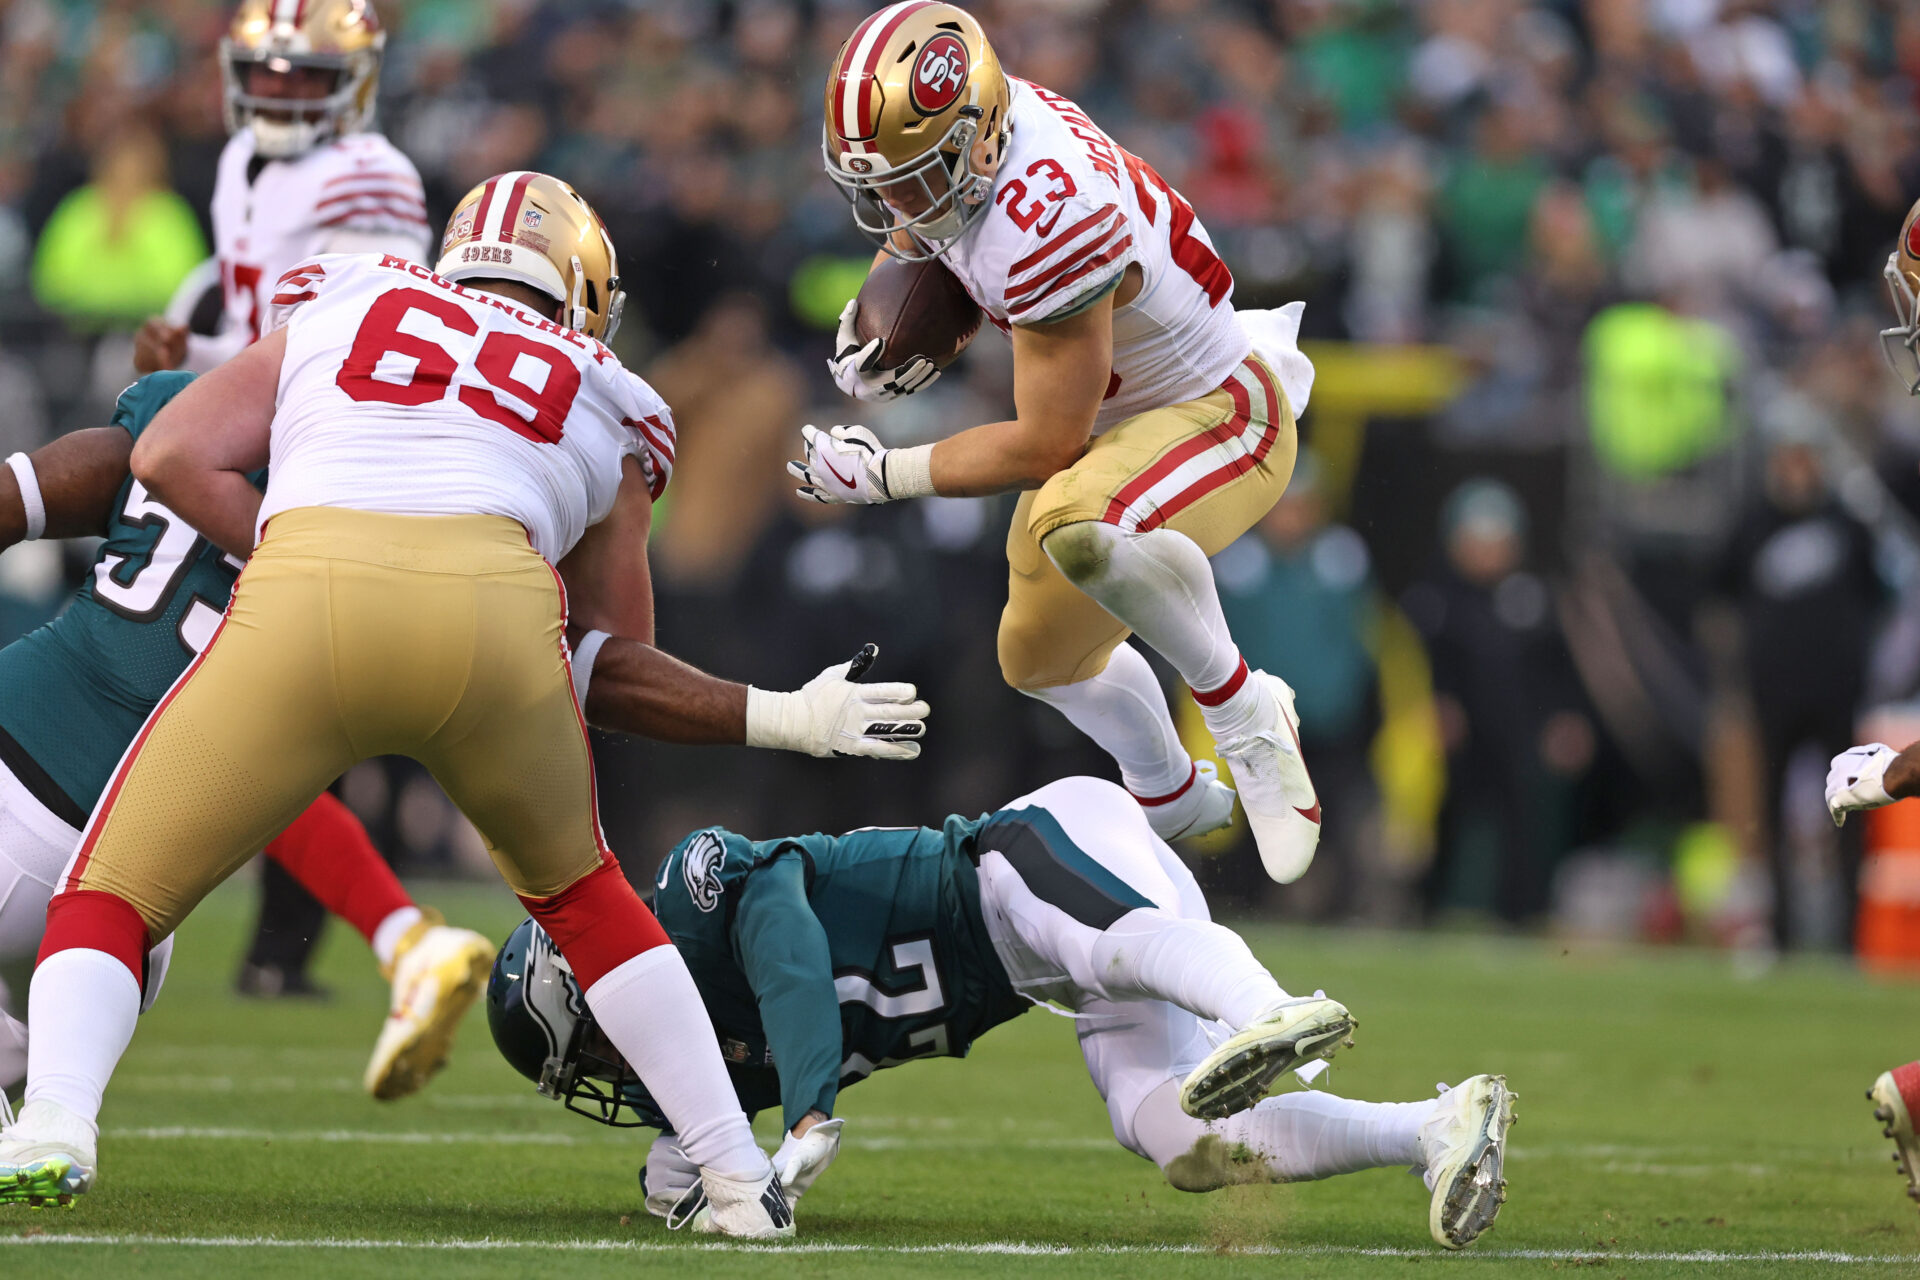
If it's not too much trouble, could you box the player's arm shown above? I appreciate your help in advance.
[0,426,144,551]
[1828,741,1920,825]
[129,326,285,558]
[557,455,657,642]
[579,633,926,760]
[793,290,1114,503]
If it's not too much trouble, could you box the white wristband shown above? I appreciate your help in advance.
[744,686,803,753]
[881,443,937,499]
[6,453,44,541]
[571,629,610,710]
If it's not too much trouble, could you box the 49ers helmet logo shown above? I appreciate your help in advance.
[910,33,969,116]
[1908,216,1920,260]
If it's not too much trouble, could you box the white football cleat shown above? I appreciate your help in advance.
[1213,672,1321,883]
[1869,1061,1920,1208]
[364,918,494,1101]
[0,1099,96,1208]
[1140,760,1238,842]
[1417,1074,1516,1249]
[1178,994,1355,1120]
[693,1161,795,1240]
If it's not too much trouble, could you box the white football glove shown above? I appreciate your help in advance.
[829,298,940,402]
[745,643,929,760]
[1827,743,1899,827]
[772,1117,844,1204]
[642,1134,703,1220]
[790,424,894,505]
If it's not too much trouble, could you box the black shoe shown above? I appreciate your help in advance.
[234,962,332,1000]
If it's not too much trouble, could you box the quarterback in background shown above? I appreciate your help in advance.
[489,776,1515,1249]
[1829,195,1920,1211]
[136,0,430,376]
[796,2,1323,883]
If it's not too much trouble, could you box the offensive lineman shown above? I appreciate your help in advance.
[135,0,435,999]
[0,173,920,1237]
[488,776,1515,1249]
[794,2,1323,883]
[1827,196,1920,1209]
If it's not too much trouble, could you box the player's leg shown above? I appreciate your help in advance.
[999,500,1234,841]
[976,776,1351,1114]
[1,549,355,1205]
[1029,357,1321,882]
[399,545,786,1238]
[260,791,493,1100]
[1870,1061,1920,1208]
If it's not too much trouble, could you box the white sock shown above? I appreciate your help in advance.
[1131,1078,1435,1185]
[1088,909,1287,1027]
[0,1009,26,1095]
[372,906,424,969]
[23,948,138,1129]
[1044,522,1243,686]
[1021,644,1192,799]
[584,946,764,1179]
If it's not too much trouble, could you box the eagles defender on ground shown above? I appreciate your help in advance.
[0,173,922,1236]
[794,2,1323,883]
[490,775,1516,1249]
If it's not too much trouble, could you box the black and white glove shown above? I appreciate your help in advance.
[771,1117,844,1205]
[829,299,940,402]
[746,643,929,760]
[790,424,894,505]
[1827,743,1899,827]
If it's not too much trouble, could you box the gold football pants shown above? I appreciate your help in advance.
[998,353,1298,691]
[62,507,609,938]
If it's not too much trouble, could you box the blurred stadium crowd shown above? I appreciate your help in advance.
[2,0,1919,953]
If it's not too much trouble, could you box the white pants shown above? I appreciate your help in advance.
[975,776,1240,1162]
[0,758,171,1091]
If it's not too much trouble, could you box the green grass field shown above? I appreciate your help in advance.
[6,878,1920,1278]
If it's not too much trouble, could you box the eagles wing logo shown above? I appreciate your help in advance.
[910,34,969,116]
[681,830,727,913]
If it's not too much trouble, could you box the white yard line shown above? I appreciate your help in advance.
[0,1235,1913,1263]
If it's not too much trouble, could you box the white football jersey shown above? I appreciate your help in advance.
[938,78,1250,432]
[257,254,675,564]
[189,128,432,371]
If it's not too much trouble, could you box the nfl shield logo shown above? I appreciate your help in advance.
[523,208,544,230]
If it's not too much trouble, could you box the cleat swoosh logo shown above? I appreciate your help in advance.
[1280,706,1321,825]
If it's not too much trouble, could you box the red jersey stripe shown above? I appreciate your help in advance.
[1005,225,1129,301]
[1008,237,1132,319]
[1007,204,1118,276]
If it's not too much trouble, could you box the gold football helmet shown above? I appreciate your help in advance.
[1884,197,1920,395]
[822,2,1011,261]
[434,172,626,343]
[221,0,385,159]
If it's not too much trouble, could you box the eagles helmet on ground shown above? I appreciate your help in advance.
[221,0,385,159]
[1883,197,1920,395]
[435,172,627,342]
[822,2,1011,261]
[486,918,657,1127]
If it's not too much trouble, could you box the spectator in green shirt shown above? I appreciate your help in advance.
[30,127,206,331]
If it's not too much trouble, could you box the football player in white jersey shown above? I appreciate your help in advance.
[133,0,430,376]
[0,173,928,1237]
[794,2,1324,887]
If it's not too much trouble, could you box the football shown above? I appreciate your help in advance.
[854,256,984,371]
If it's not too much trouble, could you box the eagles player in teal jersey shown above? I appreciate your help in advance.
[0,370,509,1112]
[489,776,1517,1249]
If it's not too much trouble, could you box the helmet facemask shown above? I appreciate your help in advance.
[221,43,378,158]
[538,1014,654,1128]
[825,107,1003,263]
[1882,253,1920,396]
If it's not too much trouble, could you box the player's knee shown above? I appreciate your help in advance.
[1039,519,1116,588]
[38,887,155,987]
[997,607,1116,692]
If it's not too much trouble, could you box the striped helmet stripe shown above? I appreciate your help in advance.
[493,172,538,245]
[832,1,937,142]
[469,176,501,245]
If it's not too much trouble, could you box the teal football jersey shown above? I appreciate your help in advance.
[650,815,1029,1131]
[0,372,262,825]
